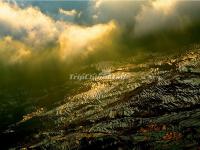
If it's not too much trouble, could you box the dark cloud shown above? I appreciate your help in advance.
[89,0,200,53]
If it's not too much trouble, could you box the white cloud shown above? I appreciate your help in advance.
[1,0,199,65]
[0,36,31,64]
[152,0,177,14]
[59,21,116,60]
[134,0,180,36]
[90,0,144,25]
[59,8,78,17]
[0,2,59,46]
[0,1,118,64]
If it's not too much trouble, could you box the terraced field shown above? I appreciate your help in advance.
[1,50,200,149]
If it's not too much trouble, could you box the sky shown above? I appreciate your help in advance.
[0,0,200,87]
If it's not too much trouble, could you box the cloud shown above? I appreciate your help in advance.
[59,8,82,23]
[90,0,180,35]
[59,21,116,60]
[84,0,200,56]
[1,0,200,87]
[90,0,143,24]
[1,0,200,65]
[152,0,177,14]
[0,36,31,64]
[59,8,78,17]
[0,1,59,46]
[0,1,119,64]
[134,0,180,36]
[94,0,103,9]
[131,0,200,51]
